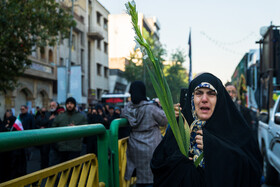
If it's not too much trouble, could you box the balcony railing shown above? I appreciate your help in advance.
[88,27,104,40]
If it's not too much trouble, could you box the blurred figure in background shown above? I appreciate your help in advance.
[225,82,254,127]
[57,107,65,115]
[114,107,121,118]
[48,101,60,166]
[122,81,168,186]
[2,109,16,131]
[85,106,104,154]
[35,107,51,169]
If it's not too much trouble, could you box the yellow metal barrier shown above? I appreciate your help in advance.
[0,154,103,187]
[118,137,136,187]
[159,125,167,136]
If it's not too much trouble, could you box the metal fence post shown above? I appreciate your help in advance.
[97,130,110,186]
[109,118,129,187]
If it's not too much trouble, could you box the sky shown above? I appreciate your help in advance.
[99,0,280,83]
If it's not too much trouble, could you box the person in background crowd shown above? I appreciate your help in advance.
[0,117,4,132]
[103,103,110,116]
[78,106,87,118]
[0,118,13,183]
[225,82,254,127]
[35,107,51,169]
[87,107,92,119]
[35,106,41,119]
[106,105,117,126]
[85,106,104,154]
[153,98,162,108]
[7,105,34,179]
[57,107,65,115]
[122,81,168,187]
[49,101,58,122]
[48,101,60,166]
[95,104,109,129]
[20,105,35,130]
[114,107,121,118]
[20,105,35,161]
[2,109,16,131]
[36,107,50,129]
[52,97,87,163]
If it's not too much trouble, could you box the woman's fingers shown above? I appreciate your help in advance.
[174,103,181,117]
[195,133,203,150]
[196,130,203,135]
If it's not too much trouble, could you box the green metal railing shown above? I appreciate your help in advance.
[0,124,110,185]
[109,118,129,187]
[0,124,106,152]
[0,119,131,187]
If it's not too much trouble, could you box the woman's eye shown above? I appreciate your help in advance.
[208,91,217,96]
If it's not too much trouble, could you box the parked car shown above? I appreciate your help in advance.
[258,96,280,185]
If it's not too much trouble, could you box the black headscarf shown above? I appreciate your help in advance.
[151,73,262,187]
[129,81,147,104]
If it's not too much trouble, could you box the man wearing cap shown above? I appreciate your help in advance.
[52,97,87,163]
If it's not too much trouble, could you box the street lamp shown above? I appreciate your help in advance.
[66,0,74,99]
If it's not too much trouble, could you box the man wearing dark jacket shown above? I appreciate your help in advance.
[47,101,61,166]
[36,107,51,169]
[14,105,35,177]
[52,97,87,163]
[20,105,35,130]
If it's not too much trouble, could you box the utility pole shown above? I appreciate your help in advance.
[66,0,74,99]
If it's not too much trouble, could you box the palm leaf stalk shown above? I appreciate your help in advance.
[125,1,197,162]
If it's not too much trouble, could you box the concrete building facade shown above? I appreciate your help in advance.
[3,45,58,116]
[58,0,89,106]
[0,0,110,115]
[87,0,110,105]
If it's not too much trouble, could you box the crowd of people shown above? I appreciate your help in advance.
[0,97,122,183]
[0,73,264,186]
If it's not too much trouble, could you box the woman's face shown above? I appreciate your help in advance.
[194,87,217,121]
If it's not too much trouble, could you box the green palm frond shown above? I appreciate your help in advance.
[125,1,190,157]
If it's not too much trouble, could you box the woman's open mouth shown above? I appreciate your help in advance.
[200,107,210,112]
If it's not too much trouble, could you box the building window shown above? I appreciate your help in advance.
[104,67,108,78]
[80,16,84,23]
[103,18,108,30]
[81,49,84,72]
[97,63,102,76]
[97,88,102,100]
[40,47,46,59]
[104,42,108,54]
[97,11,102,25]
[97,40,101,50]
[60,35,64,45]
[80,32,84,46]
[82,75,86,96]
[48,49,53,63]
[31,45,37,58]
[72,34,76,51]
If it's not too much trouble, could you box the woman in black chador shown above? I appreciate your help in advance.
[151,73,262,187]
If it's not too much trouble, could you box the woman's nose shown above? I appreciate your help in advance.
[201,93,208,101]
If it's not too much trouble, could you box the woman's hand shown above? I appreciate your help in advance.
[195,130,203,150]
[174,103,181,118]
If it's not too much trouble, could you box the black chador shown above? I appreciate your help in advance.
[151,73,262,187]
